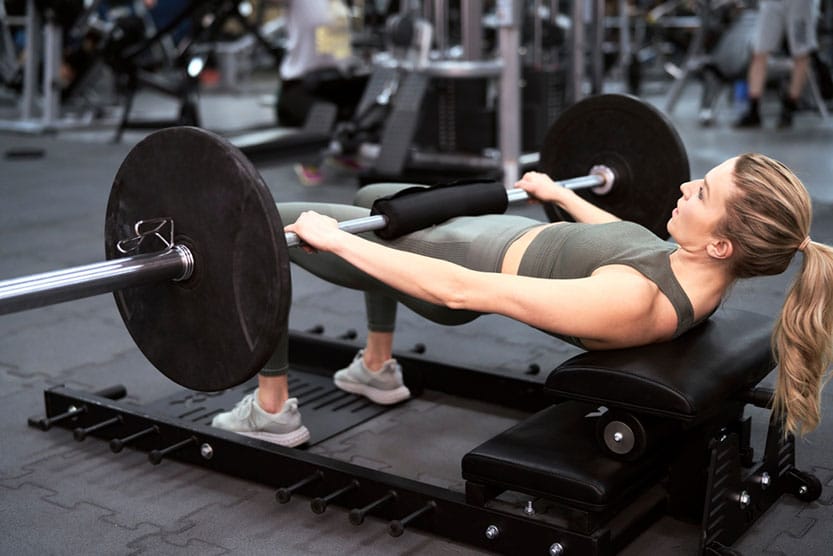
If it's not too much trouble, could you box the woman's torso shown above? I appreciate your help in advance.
[501,221,715,346]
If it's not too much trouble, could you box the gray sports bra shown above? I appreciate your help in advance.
[517,221,699,347]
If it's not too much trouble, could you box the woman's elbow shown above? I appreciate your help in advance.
[433,278,471,310]
[438,286,468,310]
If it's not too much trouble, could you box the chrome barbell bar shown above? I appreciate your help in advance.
[0,169,611,316]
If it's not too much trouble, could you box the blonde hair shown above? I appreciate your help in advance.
[717,153,833,436]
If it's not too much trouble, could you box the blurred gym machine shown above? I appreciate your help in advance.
[353,0,602,188]
[0,0,99,133]
[112,0,287,141]
[0,0,285,136]
[0,0,196,134]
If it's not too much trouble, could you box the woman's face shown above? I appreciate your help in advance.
[667,157,738,252]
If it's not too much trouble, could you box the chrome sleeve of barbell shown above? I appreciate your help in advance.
[505,188,531,203]
[284,215,391,248]
[0,247,190,316]
[558,173,607,192]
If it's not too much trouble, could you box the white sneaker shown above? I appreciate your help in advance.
[211,390,310,447]
[333,350,411,405]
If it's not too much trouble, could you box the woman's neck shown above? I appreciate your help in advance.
[669,248,735,313]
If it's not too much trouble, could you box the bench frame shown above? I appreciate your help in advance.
[29,329,820,555]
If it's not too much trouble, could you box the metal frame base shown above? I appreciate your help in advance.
[28,331,821,555]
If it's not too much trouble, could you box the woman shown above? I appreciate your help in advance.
[212,154,833,447]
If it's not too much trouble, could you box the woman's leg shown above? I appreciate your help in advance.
[254,194,540,407]
[211,330,310,447]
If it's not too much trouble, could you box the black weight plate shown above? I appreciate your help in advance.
[540,94,689,239]
[105,127,290,391]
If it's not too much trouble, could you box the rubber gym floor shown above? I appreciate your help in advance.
[0,79,831,555]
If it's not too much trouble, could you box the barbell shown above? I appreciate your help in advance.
[0,94,689,392]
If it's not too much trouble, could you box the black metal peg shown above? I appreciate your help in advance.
[311,479,360,514]
[148,436,198,465]
[29,404,86,431]
[29,385,127,431]
[349,490,398,526]
[90,384,128,401]
[275,470,324,504]
[388,501,437,537]
[73,415,123,441]
[109,425,159,453]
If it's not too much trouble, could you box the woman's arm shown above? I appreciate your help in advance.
[515,171,621,224]
[287,212,669,347]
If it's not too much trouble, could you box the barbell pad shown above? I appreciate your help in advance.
[370,180,509,240]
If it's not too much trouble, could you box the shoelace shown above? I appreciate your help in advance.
[231,393,255,419]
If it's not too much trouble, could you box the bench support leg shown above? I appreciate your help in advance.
[699,418,821,554]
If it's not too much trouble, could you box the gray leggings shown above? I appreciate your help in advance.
[262,183,541,376]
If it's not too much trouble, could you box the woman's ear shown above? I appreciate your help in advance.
[707,237,733,260]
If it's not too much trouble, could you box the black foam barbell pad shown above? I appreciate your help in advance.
[370,180,509,240]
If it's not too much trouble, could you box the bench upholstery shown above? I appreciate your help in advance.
[545,308,775,421]
[462,401,667,512]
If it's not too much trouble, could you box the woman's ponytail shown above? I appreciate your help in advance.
[771,241,833,435]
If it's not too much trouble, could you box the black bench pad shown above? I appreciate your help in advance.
[462,402,666,512]
[545,308,775,421]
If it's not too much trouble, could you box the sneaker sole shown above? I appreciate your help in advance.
[239,425,311,448]
[334,378,411,405]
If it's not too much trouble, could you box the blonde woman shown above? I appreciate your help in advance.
[213,154,833,447]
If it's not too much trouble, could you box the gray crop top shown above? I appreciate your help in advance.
[517,221,698,347]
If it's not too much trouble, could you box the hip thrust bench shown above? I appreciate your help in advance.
[463,308,822,555]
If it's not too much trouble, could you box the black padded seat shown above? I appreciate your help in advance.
[545,308,775,421]
[462,401,666,512]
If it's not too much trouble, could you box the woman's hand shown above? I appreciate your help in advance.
[284,211,344,253]
[514,171,563,204]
